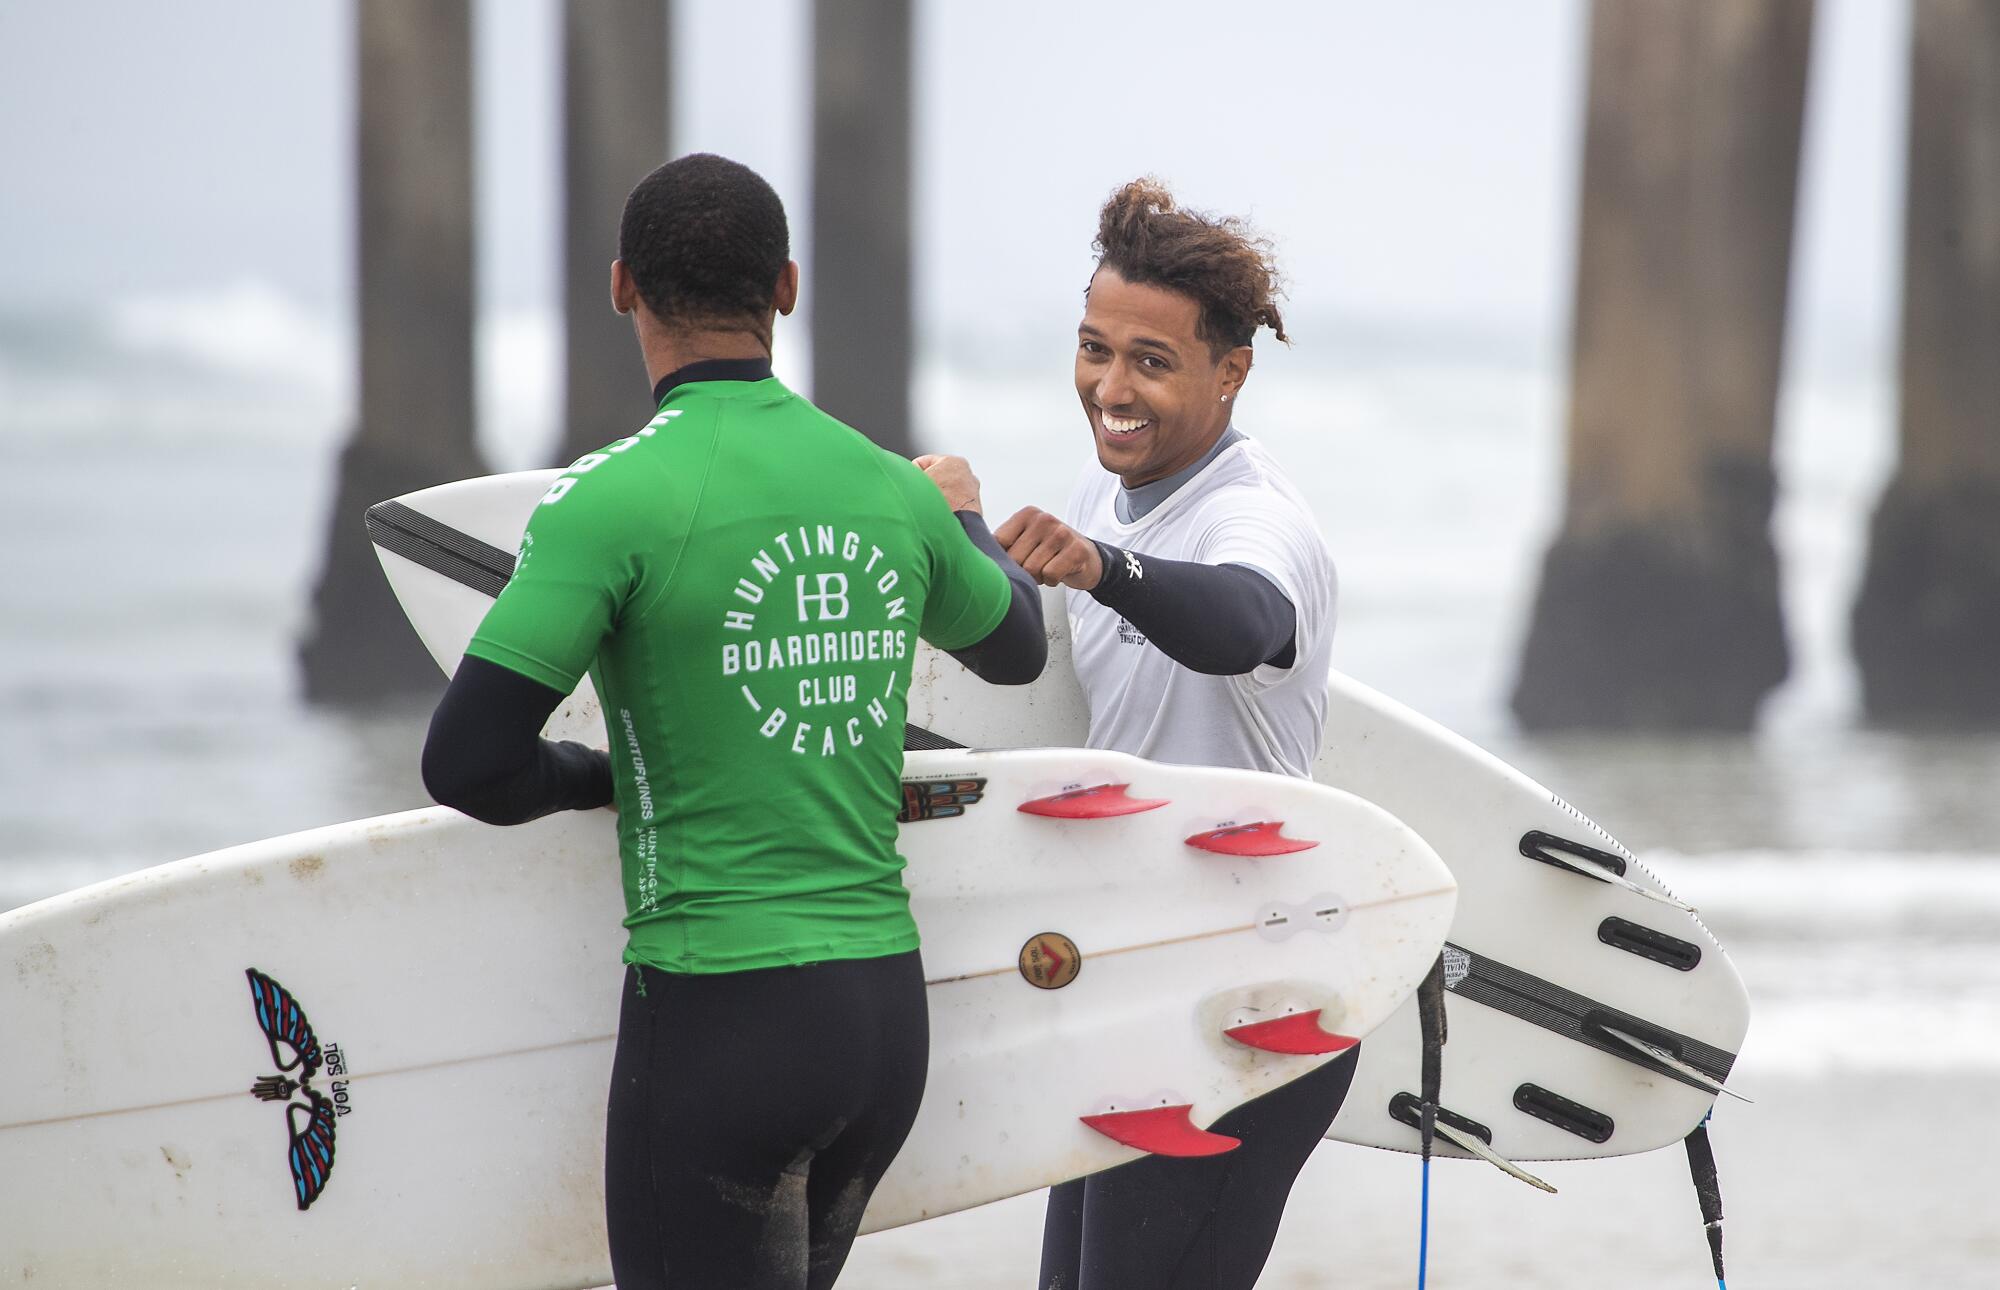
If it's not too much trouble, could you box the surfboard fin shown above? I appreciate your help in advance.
[1432,1121,1559,1193]
[1186,821,1319,856]
[1389,1091,1553,1190]
[1079,1104,1241,1157]
[1608,874,1697,913]
[1224,1010,1358,1055]
[1538,850,1696,911]
[1018,783,1169,818]
[1597,1026,1753,1103]
[1520,832,1697,912]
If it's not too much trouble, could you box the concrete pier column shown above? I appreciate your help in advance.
[1851,0,2000,726]
[811,0,914,454]
[556,0,670,466]
[300,0,481,703]
[1512,0,1814,730]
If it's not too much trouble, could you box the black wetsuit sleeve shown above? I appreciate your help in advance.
[1087,541,1298,676]
[422,655,614,825]
[944,510,1048,685]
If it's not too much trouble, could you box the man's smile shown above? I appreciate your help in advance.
[1097,408,1154,438]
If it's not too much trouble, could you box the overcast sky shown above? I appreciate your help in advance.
[0,0,1907,378]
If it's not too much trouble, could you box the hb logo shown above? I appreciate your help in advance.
[797,573,850,621]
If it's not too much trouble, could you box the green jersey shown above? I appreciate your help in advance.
[466,374,1011,974]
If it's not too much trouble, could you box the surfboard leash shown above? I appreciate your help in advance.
[1683,1110,1727,1288]
[1415,954,1448,1289]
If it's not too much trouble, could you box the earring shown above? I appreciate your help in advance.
[1220,393,1231,403]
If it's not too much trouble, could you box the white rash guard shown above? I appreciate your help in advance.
[1063,434,1336,777]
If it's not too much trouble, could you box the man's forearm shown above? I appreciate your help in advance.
[945,511,1048,684]
[1087,541,1297,676]
[422,656,614,824]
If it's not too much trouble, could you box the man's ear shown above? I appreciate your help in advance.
[1219,345,1253,399]
[773,260,800,317]
[610,259,638,315]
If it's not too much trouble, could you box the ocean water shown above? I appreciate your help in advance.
[6,343,1999,1287]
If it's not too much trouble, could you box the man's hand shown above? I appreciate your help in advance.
[913,453,983,514]
[995,507,1105,590]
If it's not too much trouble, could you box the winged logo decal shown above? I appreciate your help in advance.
[244,968,340,1211]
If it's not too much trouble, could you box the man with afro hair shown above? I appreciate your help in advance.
[423,153,1046,1289]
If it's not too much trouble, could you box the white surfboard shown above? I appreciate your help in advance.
[0,749,1454,1289]
[366,469,1749,1173]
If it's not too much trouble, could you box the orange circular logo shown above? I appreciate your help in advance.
[1018,932,1082,990]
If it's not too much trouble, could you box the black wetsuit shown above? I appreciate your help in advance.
[423,359,1045,1290]
[1038,428,1355,1290]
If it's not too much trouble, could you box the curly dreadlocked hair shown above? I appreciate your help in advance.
[1091,178,1289,359]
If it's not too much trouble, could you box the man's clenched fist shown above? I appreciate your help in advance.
[912,454,983,514]
[996,507,1105,590]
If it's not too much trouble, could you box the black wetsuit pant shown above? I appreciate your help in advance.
[1039,1046,1360,1290]
[605,951,929,1290]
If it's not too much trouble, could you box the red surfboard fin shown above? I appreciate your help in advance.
[1185,821,1319,855]
[1079,1104,1241,1157]
[1019,783,1169,818]
[1224,1010,1358,1055]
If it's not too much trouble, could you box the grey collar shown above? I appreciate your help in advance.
[1115,425,1245,523]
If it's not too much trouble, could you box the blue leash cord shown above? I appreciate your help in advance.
[1412,954,1447,1290]
[1417,1153,1433,1290]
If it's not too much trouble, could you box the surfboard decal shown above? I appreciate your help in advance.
[285,1089,340,1211]
[364,501,515,599]
[1018,932,1082,989]
[244,969,340,1210]
[1443,945,1737,1094]
[898,777,986,822]
[245,968,323,1078]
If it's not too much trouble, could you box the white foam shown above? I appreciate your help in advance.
[3,289,567,456]
[109,279,349,396]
